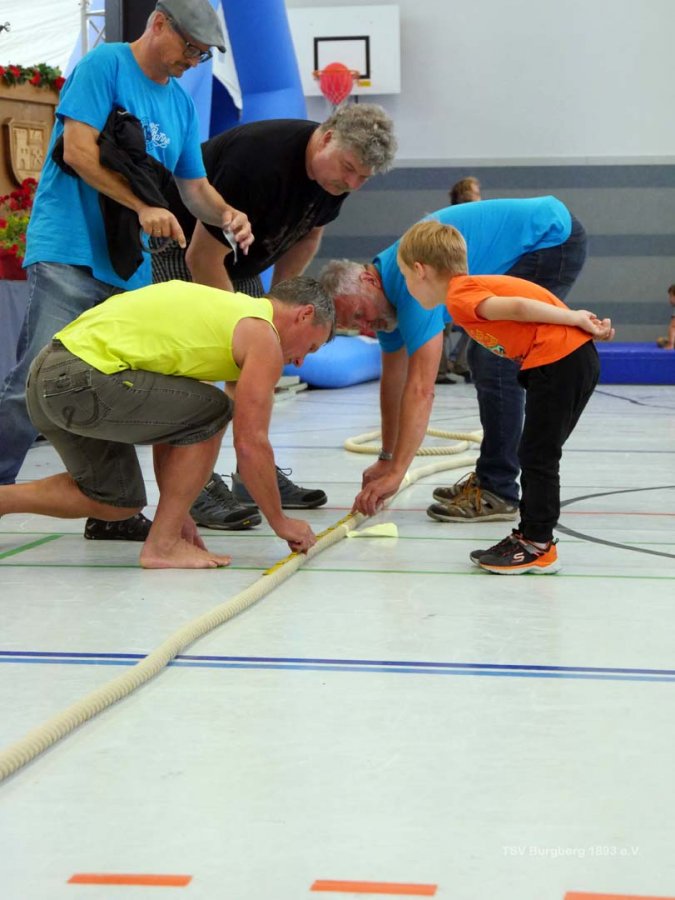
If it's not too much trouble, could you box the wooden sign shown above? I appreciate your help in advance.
[0,82,59,194]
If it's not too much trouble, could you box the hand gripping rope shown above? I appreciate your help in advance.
[0,426,481,783]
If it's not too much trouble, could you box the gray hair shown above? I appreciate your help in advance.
[318,259,366,299]
[268,276,336,340]
[319,104,397,174]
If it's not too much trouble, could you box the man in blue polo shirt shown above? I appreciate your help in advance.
[0,0,252,541]
[319,196,587,516]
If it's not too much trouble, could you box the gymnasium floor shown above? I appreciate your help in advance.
[1,378,674,900]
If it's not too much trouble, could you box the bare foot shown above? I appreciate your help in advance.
[140,537,232,570]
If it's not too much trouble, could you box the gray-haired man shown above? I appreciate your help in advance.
[153,105,398,529]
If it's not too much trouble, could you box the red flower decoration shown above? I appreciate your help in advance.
[1,62,64,92]
[0,177,37,270]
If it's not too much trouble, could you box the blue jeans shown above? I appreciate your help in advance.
[0,262,121,484]
[468,216,588,503]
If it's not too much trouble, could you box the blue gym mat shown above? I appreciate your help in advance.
[597,342,675,384]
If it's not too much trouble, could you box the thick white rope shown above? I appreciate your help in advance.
[0,430,481,783]
[344,427,483,457]
[0,513,360,782]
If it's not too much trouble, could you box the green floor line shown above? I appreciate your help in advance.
[0,534,64,560]
[0,561,672,579]
[1,530,673,548]
[302,567,675,580]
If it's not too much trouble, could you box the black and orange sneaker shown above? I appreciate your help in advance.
[476,531,560,575]
[469,533,518,567]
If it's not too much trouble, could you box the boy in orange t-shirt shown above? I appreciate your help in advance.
[397,220,614,574]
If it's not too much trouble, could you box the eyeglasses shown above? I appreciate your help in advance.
[166,15,213,64]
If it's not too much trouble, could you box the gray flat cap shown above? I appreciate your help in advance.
[156,0,225,53]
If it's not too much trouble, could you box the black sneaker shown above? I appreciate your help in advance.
[231,466,327,510]
[84,512,153,542]
[475,530,560,575]
[469,533,519,567]
[190,473,262,530]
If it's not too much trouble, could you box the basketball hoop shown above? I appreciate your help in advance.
[313,62,359,107]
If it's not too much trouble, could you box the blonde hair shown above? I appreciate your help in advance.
[398,220,468,276]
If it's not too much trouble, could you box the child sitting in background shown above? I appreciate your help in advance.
[396,219,614,575]
[656,284,675,349]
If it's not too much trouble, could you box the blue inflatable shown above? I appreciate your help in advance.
[284,336,382,388]
[211,0,306,133]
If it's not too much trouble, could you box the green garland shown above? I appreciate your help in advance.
[0,62,65,91]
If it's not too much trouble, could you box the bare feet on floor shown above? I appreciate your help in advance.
[139,538,232,569]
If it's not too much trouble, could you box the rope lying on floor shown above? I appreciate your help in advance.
[0,427,481,783]
[344,427,483,457]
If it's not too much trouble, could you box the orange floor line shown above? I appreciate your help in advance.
[68,873,191,887]
[311,880,437,896]
[565,892,675,900]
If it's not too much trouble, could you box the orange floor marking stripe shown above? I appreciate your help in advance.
[311,881,437,896]
[566,893,675,900]
[68,873,191,887]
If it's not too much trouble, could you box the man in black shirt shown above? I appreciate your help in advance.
[153,105,397,530]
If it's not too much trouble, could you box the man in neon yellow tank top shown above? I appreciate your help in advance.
[0,277,334,570]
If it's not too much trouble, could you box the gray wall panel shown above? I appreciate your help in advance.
[313,164,674,342]
[327,188,675,238]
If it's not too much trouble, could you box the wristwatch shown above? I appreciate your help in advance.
[378,449,393,461]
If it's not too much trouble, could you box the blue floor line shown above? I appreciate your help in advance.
[1,649,675,677]
[1,652,674,683]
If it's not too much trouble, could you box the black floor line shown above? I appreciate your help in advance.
[558,485,675,558]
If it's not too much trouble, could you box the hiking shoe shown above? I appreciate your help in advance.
[232,467,327,510]
[190,473,261,530]
[432,471,478,503]
[477,531,560,575]
[84,512,152,541]
[447,360,471,382]
[427,478,518,523]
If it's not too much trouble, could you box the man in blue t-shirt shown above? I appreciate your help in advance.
[319,196,587,516]
[0,0,253,542]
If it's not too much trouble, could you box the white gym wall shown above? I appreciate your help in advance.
[286,0,675,164]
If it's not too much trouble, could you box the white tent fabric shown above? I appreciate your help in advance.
[0,0,82,71]
[0,0,242,115]
[212,3,241,112]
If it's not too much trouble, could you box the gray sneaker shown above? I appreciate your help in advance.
[469,533,520,566]
[427,478,518,523]
[432,471,478,503]
[232,466,327,510]
[190,473,262,530]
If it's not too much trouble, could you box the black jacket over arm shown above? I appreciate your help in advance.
[53,106,174,281]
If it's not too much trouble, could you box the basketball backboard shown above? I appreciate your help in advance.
[287,5,401,97]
